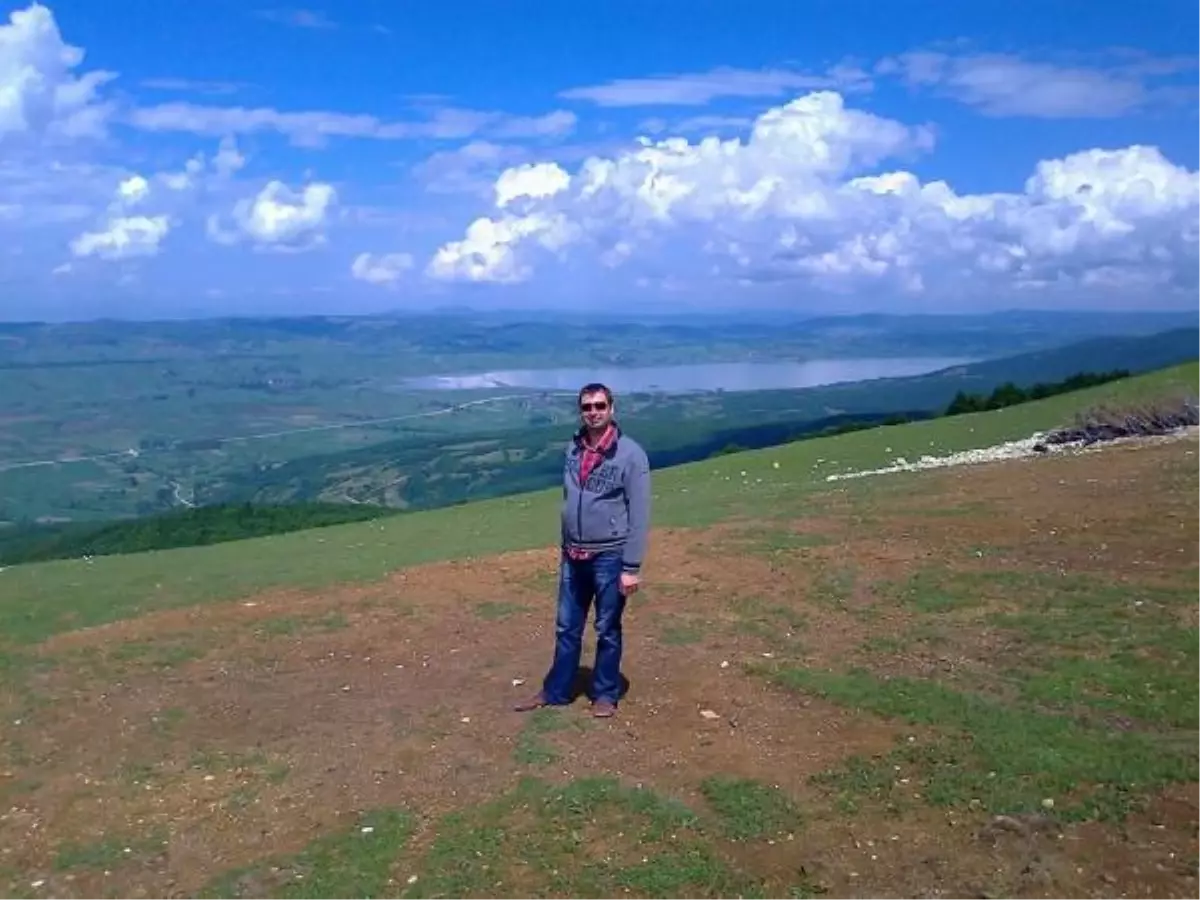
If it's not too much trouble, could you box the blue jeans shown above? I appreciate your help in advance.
[541,550,627,706]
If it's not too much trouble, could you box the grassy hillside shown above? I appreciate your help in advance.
[921,326,1198,386]
[0,501,404,565]
[1,358,1194,644]
[3,321,1194,524]
[200,329,1198,508]
[0,357,1195,900]
[0,366,1139,567]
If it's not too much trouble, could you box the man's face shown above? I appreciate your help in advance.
[579,390,613,431]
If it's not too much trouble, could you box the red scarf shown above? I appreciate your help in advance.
[579,424,616,487]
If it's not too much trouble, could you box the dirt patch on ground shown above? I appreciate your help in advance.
[4,529,904,897]
[857,438,1198,581]
[1050,782,1200,899]
[2,435,1197,898]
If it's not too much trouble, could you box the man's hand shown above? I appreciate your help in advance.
[620,572,641,596]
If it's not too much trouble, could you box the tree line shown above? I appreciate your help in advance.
[943,369,1131,416]
[0,502,398,566]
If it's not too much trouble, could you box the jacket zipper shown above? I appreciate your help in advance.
[575,448,584,541]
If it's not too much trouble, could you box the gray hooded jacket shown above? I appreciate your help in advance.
[560,424,651,573]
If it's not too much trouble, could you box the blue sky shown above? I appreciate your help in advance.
[2,0,1197,320]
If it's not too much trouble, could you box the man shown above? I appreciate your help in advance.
[515,382,652,718]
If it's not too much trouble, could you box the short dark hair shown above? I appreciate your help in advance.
[578,382,614,406]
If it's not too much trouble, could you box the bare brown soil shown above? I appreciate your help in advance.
[1,436,1196,898]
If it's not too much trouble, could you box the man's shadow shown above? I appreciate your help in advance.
[570,666,631,703]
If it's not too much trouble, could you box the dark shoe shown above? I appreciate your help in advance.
[591,699,617,718]
[514,692,549,712]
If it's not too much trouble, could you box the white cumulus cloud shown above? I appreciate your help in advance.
[495,162,570,208]
[208,179,337,250]
[0,2,115,143]
[422,89,1199,304]
[350,251,413,284]
[68,169,175,261]
[426,212,578,283]
[116,174,149,206]
[63,137,251,264]
[69,214,170,260]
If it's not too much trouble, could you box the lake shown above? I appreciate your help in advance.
[401,357,975,394]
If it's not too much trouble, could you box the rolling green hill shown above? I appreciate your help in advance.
[0,357,1195,900]
[0,358,1194,643]
[201,328,1198,510]
[2,313,1195,524]
[919,326,1199,386]
[0,321,1193,540]
[0,363,1159,566]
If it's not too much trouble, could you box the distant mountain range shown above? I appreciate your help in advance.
[2,308,1196,369]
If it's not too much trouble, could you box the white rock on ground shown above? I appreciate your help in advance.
[825,434,1048,482]
[824,427,1196,483]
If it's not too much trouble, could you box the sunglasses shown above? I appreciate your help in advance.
[580,401,609,412]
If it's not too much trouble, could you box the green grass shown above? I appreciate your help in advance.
[190,747,253,773]
[200,808,415,899]
[53,827,169,873]
[108,636,208,668]
[1,359,1196,899]
[660,622,706,645]
[771,556,1200,822]
[809,564,859,610]
[512,707,582,765]
[699,776,804,840]
[729,596,808,649]
[255,611,349,637]
[1,360,1193,643]
[0,496,554,643]
[987,575,1199,730]
[732,525,834,556]
[880,567,1032,614]
[474,600,527,621]
[398,776,764,899]
[0,645,57,719]
[783,667,1195,821]
[1016,651,1198,729]
[877,566,1198,728]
